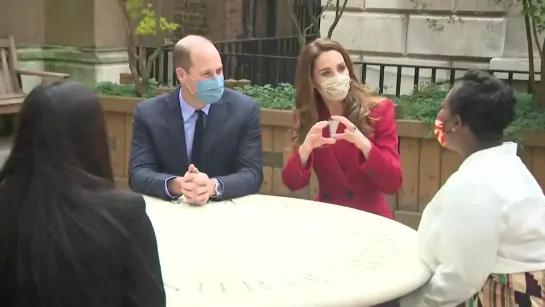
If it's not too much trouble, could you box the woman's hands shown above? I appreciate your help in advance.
[301,121,336,152]
[330,116,372,156]
[298,121,336,164]
[297,117,373,164]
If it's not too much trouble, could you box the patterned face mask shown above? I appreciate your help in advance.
[320,74,351,101]
[434,114,447,147]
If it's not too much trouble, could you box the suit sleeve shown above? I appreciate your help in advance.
[281,146,313,191]
[358,99,402,194]
[128,104,173,199]
[124,197,166,307]
[216,101,264,199]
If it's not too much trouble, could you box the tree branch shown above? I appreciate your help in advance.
[285,0,306,50]
[141,1,166,81]
[143,45,163,81]
[527,0,543,55]
[119,0,139,60]
[304,0,331,35]
[542,37,545,59]
[521,0,536,98]
[327,0,348,38]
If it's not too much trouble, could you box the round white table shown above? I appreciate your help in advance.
[145,194,431,307]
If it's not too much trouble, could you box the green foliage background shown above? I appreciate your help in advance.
[92,81,545,140]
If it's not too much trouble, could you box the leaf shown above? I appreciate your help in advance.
[93,80,545,139]
[123,0,180,36]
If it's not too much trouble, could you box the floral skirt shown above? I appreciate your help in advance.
[465,271,545,307]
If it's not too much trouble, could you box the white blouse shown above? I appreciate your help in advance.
[401,142,545,307]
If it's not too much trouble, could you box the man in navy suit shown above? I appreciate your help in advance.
[128,35,264,205]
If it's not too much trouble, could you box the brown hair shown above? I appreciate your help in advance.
[292,38,381,146]
[173,43,192,70]
[173,35,215,71]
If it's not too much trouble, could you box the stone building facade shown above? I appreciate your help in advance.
[0,0,299,88]
[320,0,543,94]
[1,0,540,90]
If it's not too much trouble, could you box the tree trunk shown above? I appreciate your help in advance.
[537,48,545,109]
[136,77,149,97]
[242,0,254,38]
[521,0,537,105]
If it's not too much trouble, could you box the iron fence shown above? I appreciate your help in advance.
[139,42,538,95]
[139,36,315,87]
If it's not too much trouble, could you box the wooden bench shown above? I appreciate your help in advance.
[0,36,70,115]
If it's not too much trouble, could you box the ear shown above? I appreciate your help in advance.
[453,114,463,130]
[175,68,185,82]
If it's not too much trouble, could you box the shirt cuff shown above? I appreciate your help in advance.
[210,177,224,200]
[164,176,181,200]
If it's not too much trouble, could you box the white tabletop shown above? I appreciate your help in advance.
[145,194,430,307]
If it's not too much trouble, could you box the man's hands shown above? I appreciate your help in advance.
[166,164,215,205]
[182,164,215,205]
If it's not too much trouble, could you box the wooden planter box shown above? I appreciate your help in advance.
[101,95,545,229]
[100,95,141,190]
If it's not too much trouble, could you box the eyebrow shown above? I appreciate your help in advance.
[202,66,223,74]
[319,62,345,73]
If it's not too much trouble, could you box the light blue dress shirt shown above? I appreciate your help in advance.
[164,90,223,199]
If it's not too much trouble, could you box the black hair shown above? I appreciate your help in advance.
[0,82,131,306]
[448,69,515,142]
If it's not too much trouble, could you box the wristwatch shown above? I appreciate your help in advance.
[212,178,222,197]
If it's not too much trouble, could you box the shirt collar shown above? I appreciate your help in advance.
[179,89,210,122]
[459,142,518,171]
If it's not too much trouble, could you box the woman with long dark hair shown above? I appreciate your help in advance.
[0,82,165,307]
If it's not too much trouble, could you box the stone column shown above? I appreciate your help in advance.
[0,0,129,91]
[42,0,128,86]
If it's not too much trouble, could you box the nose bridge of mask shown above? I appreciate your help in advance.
[197,75,224,91]
[322,74,349,88]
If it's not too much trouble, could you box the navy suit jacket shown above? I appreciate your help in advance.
[128,87,264,200]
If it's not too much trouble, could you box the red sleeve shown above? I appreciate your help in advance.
[281,146,313,191]
[358,99,403,194]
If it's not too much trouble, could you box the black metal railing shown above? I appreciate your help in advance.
[354,61,538,96]
[138,44,538,95]
[138,36,316,87]
[215,36,305,57]
[220,53,299,85]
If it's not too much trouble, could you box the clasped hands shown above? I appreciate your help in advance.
[168,164,215,205]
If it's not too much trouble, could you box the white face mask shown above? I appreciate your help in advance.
[320,74,351,101]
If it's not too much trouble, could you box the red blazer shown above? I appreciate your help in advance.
[282,99,402,219]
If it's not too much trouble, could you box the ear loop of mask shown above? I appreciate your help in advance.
[180,69,197,96]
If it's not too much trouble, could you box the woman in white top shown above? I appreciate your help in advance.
[401,70,545,307]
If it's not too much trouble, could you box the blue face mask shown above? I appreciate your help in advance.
[186,74,224,104]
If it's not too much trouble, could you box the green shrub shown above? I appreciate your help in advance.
[91,81,545,138]
[394,83,545,138]
[234,83,295,110]
[392,83,450,126]
[92,80,158,98]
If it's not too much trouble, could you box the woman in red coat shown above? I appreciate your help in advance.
[282,38,402,219]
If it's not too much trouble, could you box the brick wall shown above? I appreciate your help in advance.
[165,0,297,41]
[205,0,244,41]
[172,0,207,37]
